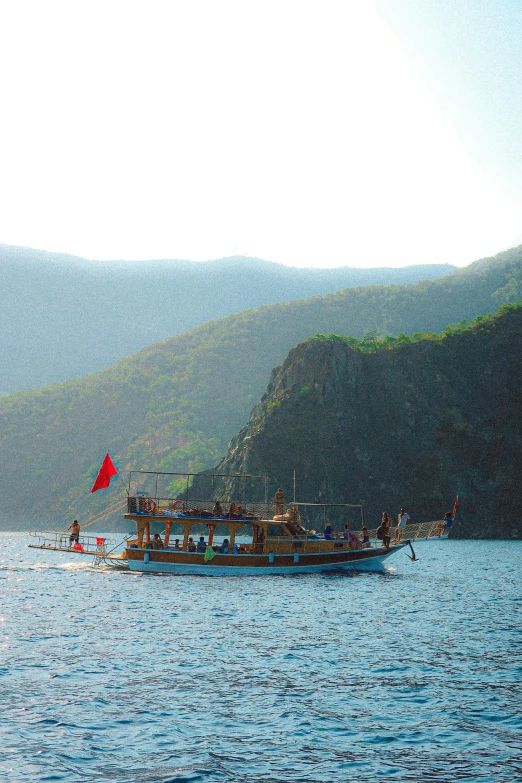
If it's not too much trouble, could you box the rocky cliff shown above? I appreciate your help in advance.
[215,307,522,538]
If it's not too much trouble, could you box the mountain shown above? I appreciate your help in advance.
[0,242,456,394]
[0,245,521,531]
[214,305,522,539]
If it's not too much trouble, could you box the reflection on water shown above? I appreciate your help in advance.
[1,534,521,782]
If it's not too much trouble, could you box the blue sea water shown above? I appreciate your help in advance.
[0,534,521,783]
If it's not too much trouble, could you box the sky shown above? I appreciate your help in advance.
[0,0,520,269]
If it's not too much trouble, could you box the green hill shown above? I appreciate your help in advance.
[0,242,455,394]
[215,304,522,539]
[1,245,521,530]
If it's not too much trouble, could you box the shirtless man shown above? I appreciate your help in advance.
[68,520,80,547]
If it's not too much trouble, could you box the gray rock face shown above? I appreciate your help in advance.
[216,309,522,539]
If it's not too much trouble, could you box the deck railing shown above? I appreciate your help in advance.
[126,495,273,520]
[364,519,447,542]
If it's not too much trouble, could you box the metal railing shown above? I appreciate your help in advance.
[126,495,274,520]
[362,520,447,542]
[28,531,116,554]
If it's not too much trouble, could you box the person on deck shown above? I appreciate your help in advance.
[395,508,410,541]
[152,533,164,549]
[361,526,370,546]
[444,511,454,528]
[68,520,80,547]
[343,523,350,540]
[196,536,206,553]
[219,538,230,553]
[324,524,334,540]
[272,488,286,516]
[212,501,223,517]
[187,537,197,552]
[173,538,182,550]
[381,513,392,549]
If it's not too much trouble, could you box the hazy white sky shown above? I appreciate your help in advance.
[0,0,520,268]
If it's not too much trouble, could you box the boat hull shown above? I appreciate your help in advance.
[125,543,407,575]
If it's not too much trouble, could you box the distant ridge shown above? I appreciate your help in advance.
[0,242,455,393]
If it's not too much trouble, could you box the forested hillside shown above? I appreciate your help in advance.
[1,245,521,530]
[0,243,454,394]
[216,305,522,539]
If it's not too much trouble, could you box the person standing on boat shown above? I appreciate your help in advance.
[68,520,80,547]
[395,508,410,541]
[272,488,286,516]
[397,508,410,528]
[380,513,392,549]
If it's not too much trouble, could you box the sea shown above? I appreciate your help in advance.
[1,533,521,783]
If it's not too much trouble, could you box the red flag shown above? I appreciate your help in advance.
[452,496,459,517]
[90,453,118,493]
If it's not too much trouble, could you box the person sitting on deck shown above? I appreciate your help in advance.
[348,530,362,549]
[212,501,224,517]
[444,511,454,528]
[324,524,335,540]
[343,523,350,540]
[68,520,80,547]
[360,526,370,546]
[173,538,182,550]
[151,533,164,549]
[196,536,206,553]
[187,537,197,552]
[236,504,246,518]
[226,503,238,518]
[219,538,230,553]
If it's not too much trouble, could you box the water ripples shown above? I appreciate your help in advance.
[1,535,521,781]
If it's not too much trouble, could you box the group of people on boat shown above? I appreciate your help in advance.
[323,522,366,549]
[178,501,261,520]
[376,507,453,547]
[376,508,413,547]
[134,533,243,554]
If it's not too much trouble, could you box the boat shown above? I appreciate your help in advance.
[29,470,451,573]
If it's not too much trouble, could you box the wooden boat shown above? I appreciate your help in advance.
[119,470,415,575]
[30,471,442,573]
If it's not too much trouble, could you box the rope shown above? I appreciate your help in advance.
[81,498,127,529]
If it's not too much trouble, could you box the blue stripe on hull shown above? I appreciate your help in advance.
[127,552,397,576]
